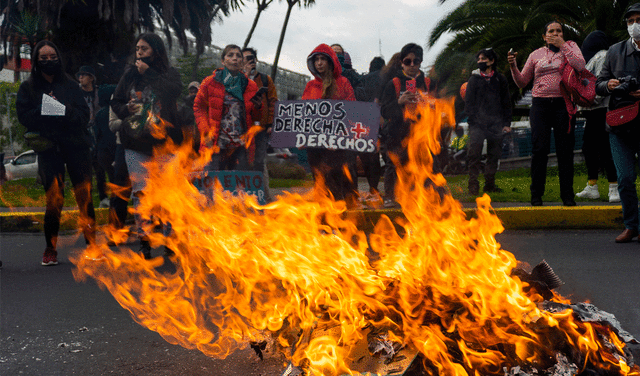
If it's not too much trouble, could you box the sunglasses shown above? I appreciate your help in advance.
[402,58,422,66]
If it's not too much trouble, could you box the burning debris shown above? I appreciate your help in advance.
[71,93,639,376]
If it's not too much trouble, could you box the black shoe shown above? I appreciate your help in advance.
[484,185,503,193]
[563,199,577,206]
[531,197,543,206]
[139,240,152,259]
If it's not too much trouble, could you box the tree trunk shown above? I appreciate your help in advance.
[271,1,297,80]
[243,7,264,49]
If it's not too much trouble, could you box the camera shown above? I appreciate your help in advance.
[613,76,640,94]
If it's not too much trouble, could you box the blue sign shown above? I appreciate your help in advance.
[191,170,266,205]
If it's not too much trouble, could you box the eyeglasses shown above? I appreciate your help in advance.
[402,58,422,66]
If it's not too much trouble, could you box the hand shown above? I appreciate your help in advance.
[398,91,417,105]
[507,51,518,66]
[607,79,621,91]
[127,101,141,114]
[546,35,565,48]
[251,97,262,109]
[135,59,149,74]
[502,126,511,134]
[630,90,640,99]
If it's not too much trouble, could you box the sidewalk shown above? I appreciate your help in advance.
[0,178,624,232]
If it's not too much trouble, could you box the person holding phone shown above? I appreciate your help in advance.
[508,20,585,207]
[16,40,94,266]
[194,44,261,172]
[242,47,278,201]
[379,43,431,208]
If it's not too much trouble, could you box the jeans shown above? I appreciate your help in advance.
[468,125,503,191]
[609,131,640,230]
[529,97,575,201]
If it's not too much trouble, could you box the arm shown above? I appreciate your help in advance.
[62,82,91,131]
[380,80,403,121]
[510,52,535,89]
[464,77,477,126]
[596,49,614,97]
[265,75,278,127]
[193,76,216,147]
[111,67,134,120]
[561,41,586,71]
[15,81,44,133]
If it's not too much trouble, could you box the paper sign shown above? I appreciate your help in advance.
[41,94,66,116]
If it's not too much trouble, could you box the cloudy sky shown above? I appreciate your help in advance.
[210,0,465,77]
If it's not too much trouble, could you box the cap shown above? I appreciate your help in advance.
[624,3,640,19]
[76,65,96,80]
[188,81,200,90]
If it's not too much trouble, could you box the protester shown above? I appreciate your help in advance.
[77,65,110,208]
[508,20,586,206]
[380,43,431,208]
[194,44,260,171]
[464,47,512,195]
[575,31,619,203]
[331,44,362,93]
[16,40,95,266]
[302,43,357,206]
[111,33,183,258]
[242,47,278,202]
[595,2,640,243]
[356,56,386,197]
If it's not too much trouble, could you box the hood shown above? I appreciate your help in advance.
[307,44,342,79]
[581,30,609,63]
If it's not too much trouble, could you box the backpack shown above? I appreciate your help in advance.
[392,76,431,97]
[560,59,597,110]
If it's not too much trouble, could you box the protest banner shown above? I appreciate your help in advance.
[270,99,380,152]
[191,170,266,205]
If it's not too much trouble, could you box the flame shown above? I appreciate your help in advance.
[72,93,639,376]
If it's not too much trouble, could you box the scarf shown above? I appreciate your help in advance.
[220,67,246,101]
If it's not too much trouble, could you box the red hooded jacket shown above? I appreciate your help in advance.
[302,44,355,101]
[194,68,259,151]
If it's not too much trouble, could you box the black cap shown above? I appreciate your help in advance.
[76,65,96,80]
[624,3,640,19]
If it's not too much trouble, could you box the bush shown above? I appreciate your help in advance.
[267,160,308,180]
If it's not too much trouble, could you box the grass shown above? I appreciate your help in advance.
[0,162,630,207]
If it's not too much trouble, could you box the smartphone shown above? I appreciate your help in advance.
[252,86,268,101]
[406,79,416,93]
[508,48,514,55]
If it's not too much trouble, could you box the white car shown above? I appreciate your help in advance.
[4,150,39,181]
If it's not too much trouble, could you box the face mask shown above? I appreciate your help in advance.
[477,62,489,71]
[548,44,560,53]
[628,23,640,40]
[38,59,61,76]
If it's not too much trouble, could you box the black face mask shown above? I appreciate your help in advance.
[548,44,560,53]
[138,56,153,66]
[38,59,61,76]
[477,62,490,71]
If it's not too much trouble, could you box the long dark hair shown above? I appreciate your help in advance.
[29,40,70,86]
[132,33,170,73]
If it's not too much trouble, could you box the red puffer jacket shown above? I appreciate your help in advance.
[302,44,355,101]
[194,68,259,151]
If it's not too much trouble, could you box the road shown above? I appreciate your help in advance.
[1,230,639,375]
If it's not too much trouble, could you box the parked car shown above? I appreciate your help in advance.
[266,147,298,165]
[4,150,39,181]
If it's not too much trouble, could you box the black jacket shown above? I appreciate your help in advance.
[596,38,640,111]
[16,74,91,148]
[111,64,183,155]
[380,71,428,147]
[465,70,512,129]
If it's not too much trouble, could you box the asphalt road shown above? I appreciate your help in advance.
[1,230,638,375]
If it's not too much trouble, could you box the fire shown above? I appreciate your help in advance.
[72,94,639,376]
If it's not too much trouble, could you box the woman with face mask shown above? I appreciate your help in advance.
[16,40,95,266]
[508,21,585,207]
[111,33,183,258]
[302,43,357,208]
[464,48,512,196]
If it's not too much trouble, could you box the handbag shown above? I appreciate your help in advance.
[560,62,597,108]
[606,101,640,126]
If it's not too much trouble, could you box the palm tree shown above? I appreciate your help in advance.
[270,0,315,80]
[0,0,244,82]
[243,0,275,49]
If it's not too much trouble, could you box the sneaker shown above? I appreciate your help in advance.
[383,199,400,209]
[99,198,110,208]
[41,247,58,266]
[575,183,599,199]
[609,184,621,203]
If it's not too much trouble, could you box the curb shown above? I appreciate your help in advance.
[0,205,623,233]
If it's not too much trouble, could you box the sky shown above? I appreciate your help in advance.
[210,0,466,77]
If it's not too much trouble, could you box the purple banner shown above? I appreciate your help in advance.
[270,99,381,152]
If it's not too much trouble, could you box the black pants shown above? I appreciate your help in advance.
[109,144,130,229]
[582,107,617,182]
[358,151,381,193]
[468,125,503,191]
[38,145,96,249]
[529,97,575,201]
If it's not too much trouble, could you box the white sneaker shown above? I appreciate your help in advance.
[575,183,600,199]
[609,184,621,203]
[99,198,110,208]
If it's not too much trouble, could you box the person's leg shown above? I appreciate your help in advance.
[529,99,553,204]
[609,132,640,234]
[124,149,153,258]
[93,157,108,202]
[38,149,66,265]
[552,105,575,204]
[64,146,97,245]
[581,109,600,181]
[483,126,503,191]
[252,130,268,171]
[466,127,484,195]
[109,145,130,230]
